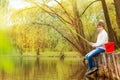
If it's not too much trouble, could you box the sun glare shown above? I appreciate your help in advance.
[9,0,31,9]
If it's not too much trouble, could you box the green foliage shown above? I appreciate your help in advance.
[0,30,13,54]
[0,0,120,55]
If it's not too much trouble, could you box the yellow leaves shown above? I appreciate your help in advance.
[10,6,42,24]
[10,24,45,53]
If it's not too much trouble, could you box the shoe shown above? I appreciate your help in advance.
[85,67,98,76]
[91,67,98,72]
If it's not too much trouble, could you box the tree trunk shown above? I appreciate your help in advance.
[113,0,120,29]
[72,0,90,55]
[36,48,40,55]
[101,0,120,47]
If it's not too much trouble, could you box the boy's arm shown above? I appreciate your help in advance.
[92,33,108,47]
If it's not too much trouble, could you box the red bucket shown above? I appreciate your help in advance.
[104,42,114,53]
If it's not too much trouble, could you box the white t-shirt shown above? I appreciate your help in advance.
[92,29,108,50]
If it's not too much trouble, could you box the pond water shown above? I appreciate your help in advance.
[0,56,108,80]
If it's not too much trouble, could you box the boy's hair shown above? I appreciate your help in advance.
[97,20,105,27]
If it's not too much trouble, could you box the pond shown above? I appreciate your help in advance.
[0,56,108,80]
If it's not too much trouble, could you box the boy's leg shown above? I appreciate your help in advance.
[86,48,105,69]
[85,48,105,75]
[85,50,95,68]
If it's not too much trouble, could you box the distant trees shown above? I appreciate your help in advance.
[10,24,46,55]
[10,7,73,55]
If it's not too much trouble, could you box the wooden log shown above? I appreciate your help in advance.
[93,53,109,77]
[112,53,119,79]
[93,52,120,79]
[115,53,120,79]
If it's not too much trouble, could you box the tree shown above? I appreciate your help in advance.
[113,0,120,29]
[101,0,120,47]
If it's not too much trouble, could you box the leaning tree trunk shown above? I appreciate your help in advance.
[113,0,120,29]
[72,0,91,56]
[101,0,120,47]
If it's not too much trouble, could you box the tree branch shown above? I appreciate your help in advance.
[80,0,101,17]
[42,4,72,25]
[28,1,72,25]
[54,0,73,22]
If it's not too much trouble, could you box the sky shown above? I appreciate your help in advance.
[5,0,62,27]
[8,0,62,9]
[9,0,31,9]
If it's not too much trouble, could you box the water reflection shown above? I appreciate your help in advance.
[0,57,108,80]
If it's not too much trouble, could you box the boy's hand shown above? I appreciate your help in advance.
[89,42,96,48]
[89,42,94,46]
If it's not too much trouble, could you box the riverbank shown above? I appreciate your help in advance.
[0,51,81,58]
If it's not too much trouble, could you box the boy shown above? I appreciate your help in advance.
[85,20,108,75]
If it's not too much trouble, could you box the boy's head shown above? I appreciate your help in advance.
[97,20,105,31]
[97,20,105,27]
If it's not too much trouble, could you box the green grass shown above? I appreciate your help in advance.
[0,30,13,54]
